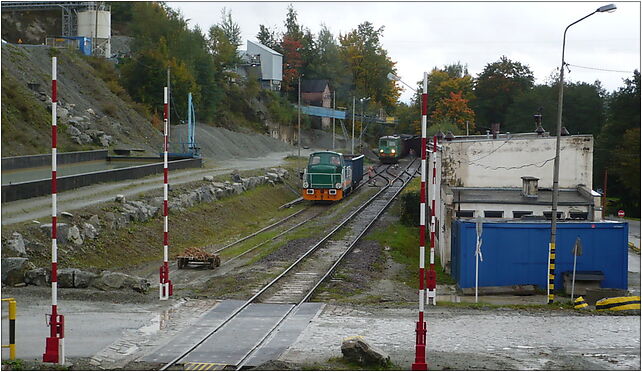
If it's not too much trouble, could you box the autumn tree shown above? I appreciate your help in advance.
[427,63,474,113]
[430,92,475,133]
[472,56,534,131]
[281,35,303,93]
[339,22,400,111]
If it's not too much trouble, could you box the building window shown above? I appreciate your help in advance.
[484,211,503,218]
[569,211,588,220]
[543,211,564,220]
[513,211,533,219]
[456,210,474,218]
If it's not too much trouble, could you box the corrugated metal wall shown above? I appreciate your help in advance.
[451,221,628,290]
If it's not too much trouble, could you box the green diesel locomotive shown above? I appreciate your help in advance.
[301,151,364,201]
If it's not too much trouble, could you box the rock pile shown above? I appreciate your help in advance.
[2,257,150,293]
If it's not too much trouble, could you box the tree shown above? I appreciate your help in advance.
[473,56,535,131]
[594,70,641,215]
[426,63,475,120]
[284,4,303,40]
[430,92,475,133]
[280,35,303,93]
[218,7,242,48]
[256,25,280,51]
[339,22,400,111]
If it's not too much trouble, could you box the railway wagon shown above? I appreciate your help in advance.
[302,151,364,201]
[401,134,421,157]
[379,134,420,163]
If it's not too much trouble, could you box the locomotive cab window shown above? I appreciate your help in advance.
[309,153,341,166]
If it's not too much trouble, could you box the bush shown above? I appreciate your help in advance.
[400,191,420,226]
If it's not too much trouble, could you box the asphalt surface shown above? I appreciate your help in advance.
[1,150,315,226]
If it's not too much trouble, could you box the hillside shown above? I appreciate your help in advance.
[1,44,163,157]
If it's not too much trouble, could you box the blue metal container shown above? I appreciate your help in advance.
[451,221,628,290]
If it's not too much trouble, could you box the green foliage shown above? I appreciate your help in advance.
[266,91,296,125]
[339,22,400,111]
[256,24,280,52]
[472,56,535,131]
[218,7,242,48]
[594,71,641,216]
[504,81,605,135]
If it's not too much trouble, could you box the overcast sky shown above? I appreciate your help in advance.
[167,1,640,103]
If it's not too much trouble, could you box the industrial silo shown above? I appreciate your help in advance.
[77,6,111,57]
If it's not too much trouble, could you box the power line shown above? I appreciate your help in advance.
[566,63,634,74]
[467,134,514,164]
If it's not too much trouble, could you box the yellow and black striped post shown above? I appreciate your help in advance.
[547,243,556,303]
[2,298,17,360]
[573,296,588,309]
[596,296,641,311]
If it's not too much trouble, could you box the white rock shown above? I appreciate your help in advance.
[67,225,83,245]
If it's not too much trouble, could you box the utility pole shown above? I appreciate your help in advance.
[351,96,355,154]
[360,100,364,152]
[298,74,303,167]
[332,90,336,151]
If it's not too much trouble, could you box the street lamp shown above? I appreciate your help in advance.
[548,3,616,304]
[387,72,415,91]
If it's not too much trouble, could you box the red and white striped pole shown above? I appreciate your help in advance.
[411,71,428,371]
[43,56,65,365]
[159,86,173,300]
[426,135,438,305]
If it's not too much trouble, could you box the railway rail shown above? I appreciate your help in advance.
[159,159,418,370]
[205,162,398,266]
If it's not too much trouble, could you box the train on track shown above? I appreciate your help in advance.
[377,134,421,163]
[301,151,364,202]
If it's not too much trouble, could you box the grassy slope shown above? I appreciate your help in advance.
[24,182,299,270]
[368,178,456,287]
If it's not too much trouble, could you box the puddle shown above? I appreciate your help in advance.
[137,299,186,335]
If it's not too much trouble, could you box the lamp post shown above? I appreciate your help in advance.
[332,90,336,150]
[359,97,370,151]
[351,96,356,154]
[548,3,616,305]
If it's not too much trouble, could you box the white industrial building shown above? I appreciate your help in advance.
[237,40,282,91]
[434,132,602,272]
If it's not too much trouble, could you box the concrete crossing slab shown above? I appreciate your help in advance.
[184,302,294,365]
[142,300,245,363]
[245,303,324,367]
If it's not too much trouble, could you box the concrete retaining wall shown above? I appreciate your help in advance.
[2,150,108,170]
[2,158,202,202]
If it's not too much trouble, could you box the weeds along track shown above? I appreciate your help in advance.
[160,159,418,370]
[207,163,398,267]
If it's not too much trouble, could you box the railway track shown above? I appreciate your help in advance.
[158,159,418,370]
[206,162,398,267]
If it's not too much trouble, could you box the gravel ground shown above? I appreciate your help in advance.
[3,172,639,371]
[280,304,641,370]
